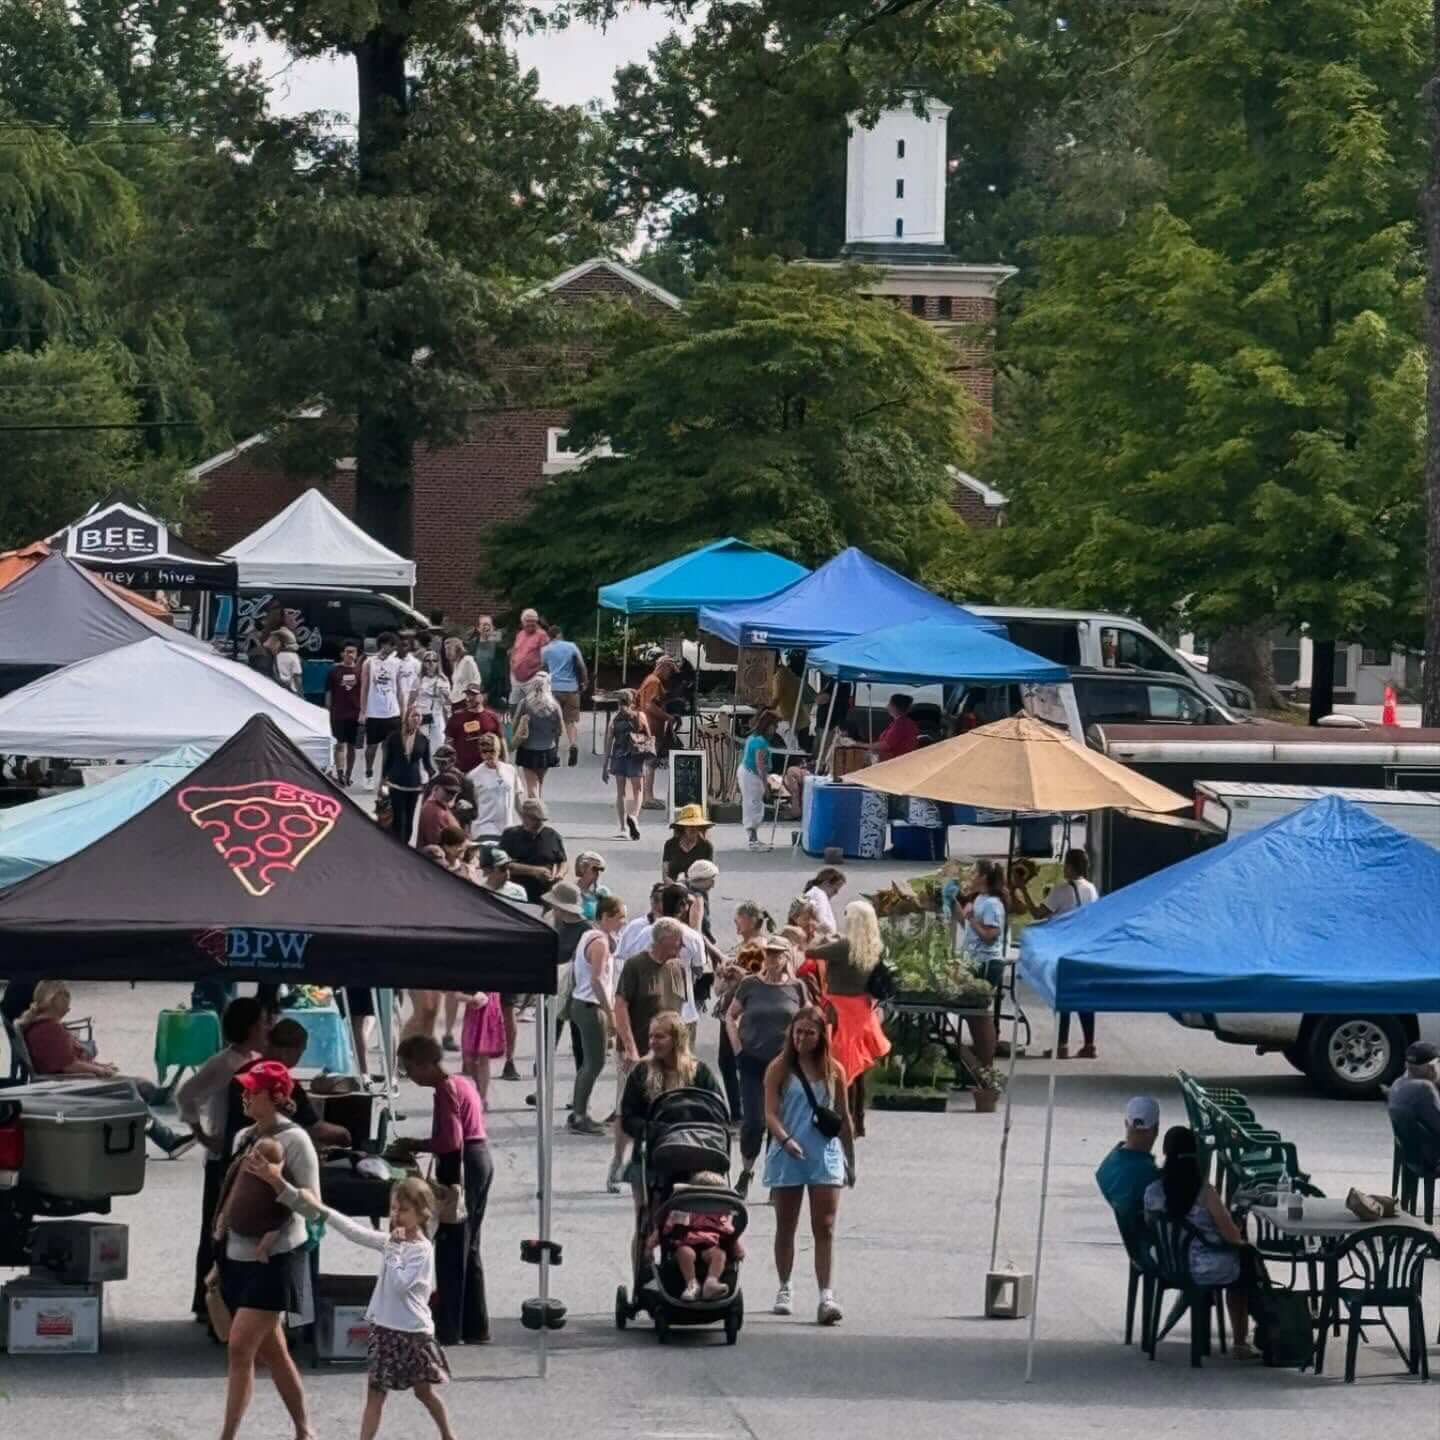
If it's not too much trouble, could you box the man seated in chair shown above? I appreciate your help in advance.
[1388,1041,1440,1163]
[1096,1095,1161,1227]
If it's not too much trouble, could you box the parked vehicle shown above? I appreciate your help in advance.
[1166,782,1440,1100]
[206,587,433,698]
[966,605,1256,712]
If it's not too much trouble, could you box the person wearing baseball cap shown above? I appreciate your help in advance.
[218,1058,321,1436]
[1095,1096,1161,1228]
[499,796,566,906]
[1387,1040,1440,1163]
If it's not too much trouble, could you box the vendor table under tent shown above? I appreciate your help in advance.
[0,715,564,1374]
[1013,795,1440,1378]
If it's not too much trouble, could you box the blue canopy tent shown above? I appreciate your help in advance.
[804,616,1070,772]
[1005,796,1440,1378]
[595,538,810,683]
[698,546,1000,649]
[0,744,209,888]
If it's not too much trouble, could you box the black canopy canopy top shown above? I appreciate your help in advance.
[0,715,558,991]
[55,492,239,593]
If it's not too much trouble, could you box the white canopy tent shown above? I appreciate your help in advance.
[221,488,417,592]
[0,636,333,766]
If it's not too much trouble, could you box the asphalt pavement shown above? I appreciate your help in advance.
[1,744,1431,1436]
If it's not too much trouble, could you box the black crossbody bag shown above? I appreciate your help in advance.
[796,1067,844,1140]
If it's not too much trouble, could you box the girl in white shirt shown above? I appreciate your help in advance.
[257,1169,456,1440]
[802,866,846,936]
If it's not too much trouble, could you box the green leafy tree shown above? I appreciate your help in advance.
[0,342,187,548]
[974,0,1428,718]
[487,261,976,628]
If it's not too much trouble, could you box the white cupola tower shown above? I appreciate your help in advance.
[844,98,952,252]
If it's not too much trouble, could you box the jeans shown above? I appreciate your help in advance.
[390,789,421,845]
[432,1140,493,1344]
[738,1052,771,1167]
[717,1024,742,1122]
[570,999,607,1121]
[1058,1011,1096,1048]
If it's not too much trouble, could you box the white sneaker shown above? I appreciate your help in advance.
[681,1280,700,1302]
[817,1294,843,1326]
[749,839,773,853]
[773,1284,794,1316]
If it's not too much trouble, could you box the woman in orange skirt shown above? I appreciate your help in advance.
[797,899,890,1138]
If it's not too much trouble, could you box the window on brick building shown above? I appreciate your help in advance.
[895,217,904,237]
[938,296,953,319]
[910,295,926,316]
[895,178,904,199]
[896,139,905,159]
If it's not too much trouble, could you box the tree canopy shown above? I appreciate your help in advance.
[487,261,976,628]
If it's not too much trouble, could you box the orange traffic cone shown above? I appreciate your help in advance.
[1382,683,1398,727]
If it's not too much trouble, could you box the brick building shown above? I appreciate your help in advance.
[189,258,678,622]
[190,102,1011,620]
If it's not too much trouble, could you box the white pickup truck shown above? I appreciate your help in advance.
[1173,782,1440,1099]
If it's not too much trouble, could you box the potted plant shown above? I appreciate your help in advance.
[971,1064,1005,1114]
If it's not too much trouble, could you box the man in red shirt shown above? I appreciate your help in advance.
[445,683,502,770]
[417,777,463,849]
[324,640,364,786]
[871,693,921,763]
[507,608,546,708]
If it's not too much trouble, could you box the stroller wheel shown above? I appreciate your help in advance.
[615,1286,629,1331]
[725,1293,743,1345]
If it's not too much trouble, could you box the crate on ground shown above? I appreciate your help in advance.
[313,1273,374,1364]
[30,1221,128,1284]
[3,1278,102,1355]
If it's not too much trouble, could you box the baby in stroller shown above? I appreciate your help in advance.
[647,1170,747,1302]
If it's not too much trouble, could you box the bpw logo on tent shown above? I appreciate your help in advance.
[67,504,163,561]
[196,927,314,967]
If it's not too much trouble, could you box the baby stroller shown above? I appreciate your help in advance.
[615,1086,748,1345]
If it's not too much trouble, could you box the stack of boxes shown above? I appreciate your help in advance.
[3,1220,127,1355]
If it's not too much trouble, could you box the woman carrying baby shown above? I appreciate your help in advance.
[212,1060,319,1440]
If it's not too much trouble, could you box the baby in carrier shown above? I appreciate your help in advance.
[647,1170,746,1301]
[215,1136,290,1260]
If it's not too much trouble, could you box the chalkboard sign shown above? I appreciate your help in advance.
[668,750,707,819]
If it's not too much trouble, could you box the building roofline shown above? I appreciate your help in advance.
[949,466,1008,508]
[186,407,324,483]
[524,257,681,311]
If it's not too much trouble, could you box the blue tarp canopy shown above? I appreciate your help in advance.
[1020,795,1440,1014]
[698,547,1000,649]
[0,743,209,889]
[598,538,809,617]
[807,617,1067,686]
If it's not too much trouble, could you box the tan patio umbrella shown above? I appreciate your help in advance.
[849,715,1186,1329]
[848,713,1189,814]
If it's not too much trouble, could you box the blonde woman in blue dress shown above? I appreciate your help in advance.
[762,1005,856,1326]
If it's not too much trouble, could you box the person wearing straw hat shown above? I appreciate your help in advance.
[663,804,715,882]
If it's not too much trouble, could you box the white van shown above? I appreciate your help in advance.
[966,606,1256,713]
[1174,781,1440,1099]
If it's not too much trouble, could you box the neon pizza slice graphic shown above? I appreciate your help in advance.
[178,780,341,898]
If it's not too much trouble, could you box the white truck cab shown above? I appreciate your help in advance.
[1175,782,1440,1098]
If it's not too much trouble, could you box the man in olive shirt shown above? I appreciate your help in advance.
[614,917,687,1063]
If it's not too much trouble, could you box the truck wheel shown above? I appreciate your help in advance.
[1305,1016,1406,1099]
[1281,1045,1307,1073]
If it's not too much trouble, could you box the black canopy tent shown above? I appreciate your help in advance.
[55,492,239,594]
[0,715,558,991]
[0,714,566,1375]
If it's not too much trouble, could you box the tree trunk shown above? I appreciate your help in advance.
[1425,10,1440,726]
[352,31,415,559]
[1307,638,1337,725]
[1206,624,1281,711]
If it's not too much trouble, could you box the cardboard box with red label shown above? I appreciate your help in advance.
[4,1279,102,1355]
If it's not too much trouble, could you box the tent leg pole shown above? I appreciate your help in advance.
[593,611,602,695]
[988,995,1024,1273]
[1025,1009,1061,1383]
[621,618,630,685]
[536,992,552,1379]
[816,685,839,775]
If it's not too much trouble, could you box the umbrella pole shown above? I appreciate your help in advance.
[620,617,630,685]
[1025,1009,1061,1383]
[987,992,1024,1273]
[593,611,602,694]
